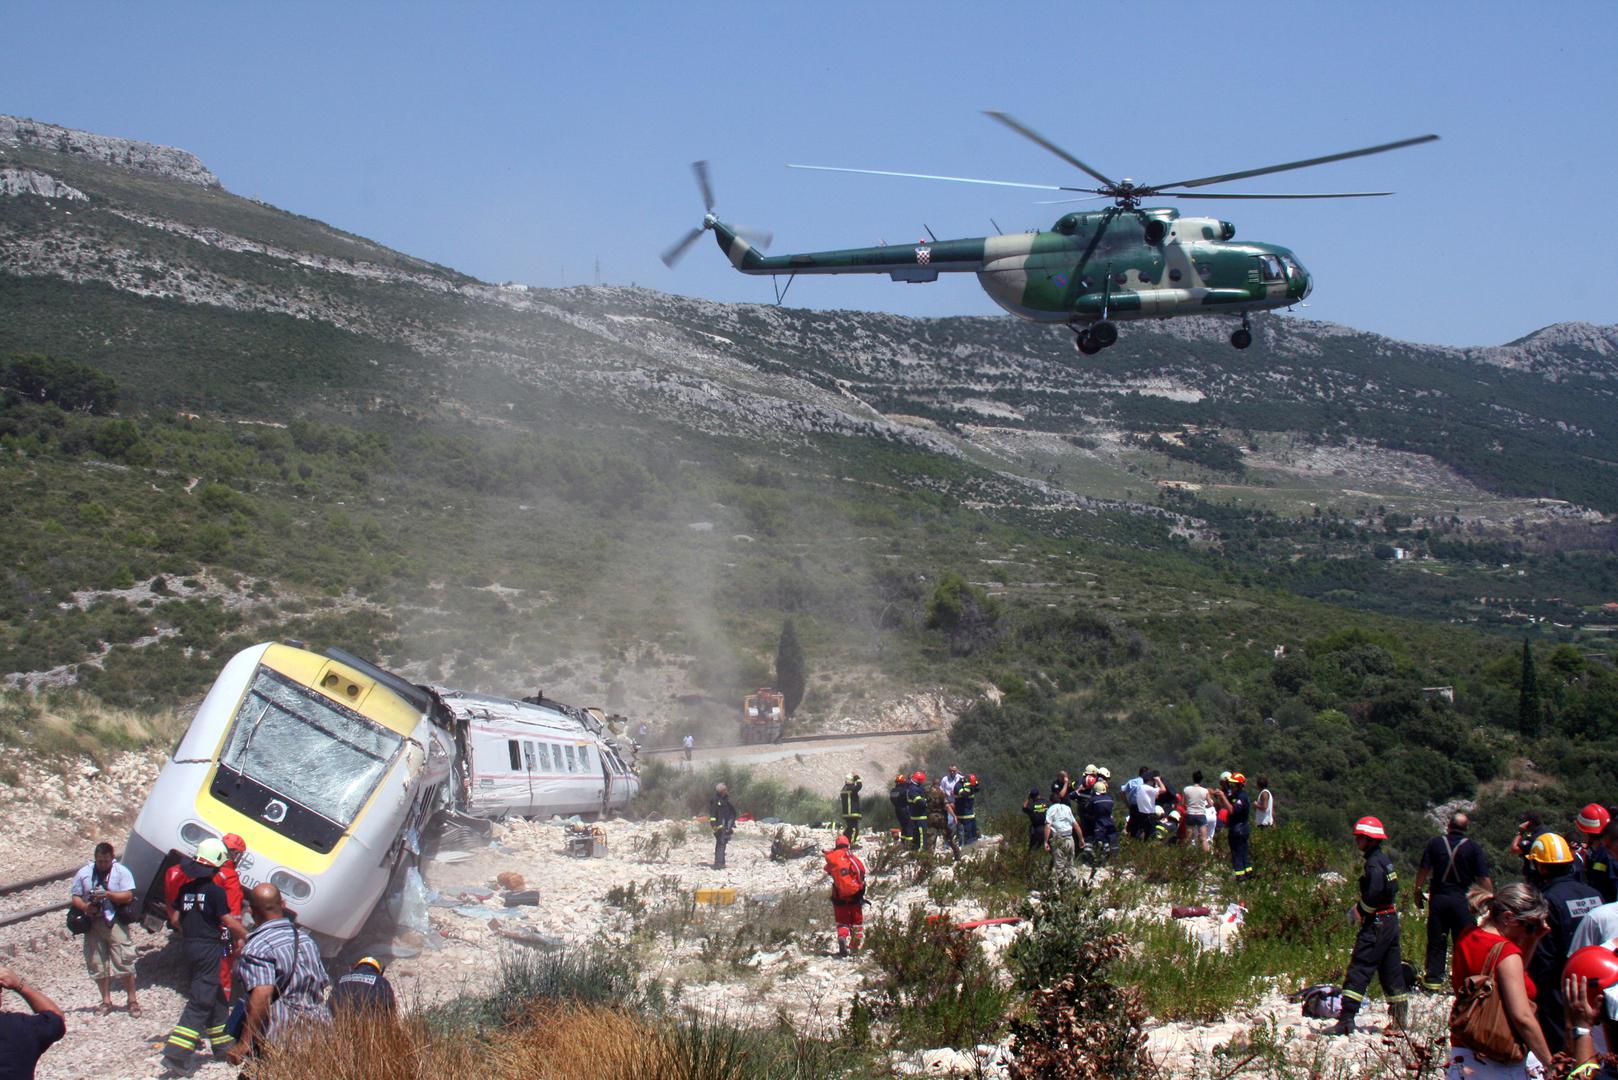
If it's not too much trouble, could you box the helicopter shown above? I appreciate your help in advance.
[662,113,1437,354]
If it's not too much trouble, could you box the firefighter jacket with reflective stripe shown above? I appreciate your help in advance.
[839,783,862,819]
[1357,846,1398,914]
[954,781,976,820]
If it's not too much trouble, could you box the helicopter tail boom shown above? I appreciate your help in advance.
[714,220,990,281]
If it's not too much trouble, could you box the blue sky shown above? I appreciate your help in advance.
[6,3,1616,346]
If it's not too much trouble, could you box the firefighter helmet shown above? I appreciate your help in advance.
[194,837,228,867]
[1566,945,1618,992]
[354,956,385,973]
[1527,832,1575,865]
[221,833,246,855]
[911,771,926,784]
[1577,803,1611,837]
[1353,816,1387,840]
[1230,772,1247,786]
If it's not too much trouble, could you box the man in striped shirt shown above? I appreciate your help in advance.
[225,884,330,1065]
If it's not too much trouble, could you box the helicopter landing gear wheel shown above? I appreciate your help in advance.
[1230,328,1252,349]
[1074,331,1103,356]
[1091,320,1118,348]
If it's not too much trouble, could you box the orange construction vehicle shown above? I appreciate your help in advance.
[741,688,786,744]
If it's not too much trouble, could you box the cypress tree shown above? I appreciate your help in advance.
[1518,638,1541,738]
[776,618,806,719]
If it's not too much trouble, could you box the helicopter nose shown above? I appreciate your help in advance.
[1293,261,1312,300]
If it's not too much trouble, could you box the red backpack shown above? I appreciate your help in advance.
[826,850,866,901]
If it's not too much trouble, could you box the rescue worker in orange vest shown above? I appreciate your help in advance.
[1327,816,1408,1036]
[822,835,867,957]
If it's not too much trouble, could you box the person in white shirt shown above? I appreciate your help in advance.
[1254,777,1276,828]
[1044,800,1082,878]
[940,765,963,800]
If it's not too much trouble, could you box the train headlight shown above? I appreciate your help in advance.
[179,821,219,848]
[270,870,313,902]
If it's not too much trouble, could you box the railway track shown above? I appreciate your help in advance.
[639,726,939,756]
[0,867,80,930]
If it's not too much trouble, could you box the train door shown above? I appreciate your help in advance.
[520,740,539,815]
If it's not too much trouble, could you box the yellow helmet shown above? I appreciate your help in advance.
[1527,832,1575,865]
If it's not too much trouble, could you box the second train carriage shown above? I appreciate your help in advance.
[123,641,640,953]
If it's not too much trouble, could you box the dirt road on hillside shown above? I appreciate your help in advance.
[657,729,948,797]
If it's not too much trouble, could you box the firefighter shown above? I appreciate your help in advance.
[1327,816,1408,1036]
[1083,778,1118,858]
[1022,788,1048,852]
[162,839,246,1069]
[954,774,979,846]
[1224,773,1254,879]
[889,774,913,847]
[907,771,929,852]
[1575,804,1613,901]
[1524,831,1603,1054]
[709,783,737,870]
[838,773,863,847]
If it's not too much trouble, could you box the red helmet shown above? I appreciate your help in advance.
[1566,946,1618,999]
[222,833,247,855]
[833,834,850,848]
[894,773,906,784]
[1577,803,1611,837]
[911,771,926,784]
[968,774,977,784]
[1353,816,1387,840]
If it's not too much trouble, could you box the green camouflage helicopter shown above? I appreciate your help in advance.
[662,113,1436,354]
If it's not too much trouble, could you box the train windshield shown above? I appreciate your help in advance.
[219,668,404,827]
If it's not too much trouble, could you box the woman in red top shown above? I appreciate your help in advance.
[1447,883,1553,1079]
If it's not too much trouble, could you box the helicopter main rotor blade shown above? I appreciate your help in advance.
[983,111,1119,190]
[1033,194,1116,205]
[1146,134,1439,193]
[692,160,716,212]
[787,163,1093,193]
[660,227,705,268]
[1152,190,1395,200]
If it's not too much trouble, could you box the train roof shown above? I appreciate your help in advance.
[426,686,604,739]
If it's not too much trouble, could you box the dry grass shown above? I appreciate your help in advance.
[253,1004,837,1080]
[0,690,185,763]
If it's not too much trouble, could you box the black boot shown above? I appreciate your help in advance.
[1325,998,1360,1036]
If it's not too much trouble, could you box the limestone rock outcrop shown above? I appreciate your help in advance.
[0,114,220,187]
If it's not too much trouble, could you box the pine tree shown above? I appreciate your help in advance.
[1518,638,1541,738]
[775,618,806,719]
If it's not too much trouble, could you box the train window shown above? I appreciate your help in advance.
[565,744,577,773]
[218,667,404,828]
[522,742,537,771]
[550,743,563,772]
[507,740,521,771]
[579,745,592,772]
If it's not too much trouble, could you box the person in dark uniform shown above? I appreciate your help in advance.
[1050,771,1073,811]
[1022,788,1049,852]
[328,956,396,1017]
[954,774,979,846]
[906,772,930,852]
[1574,804,1613,901]
[1524,831,1603,1055]
[162,839,246,1070]
[889,774,913,848]
[1589,818,1618,905]
[838,774,863,847]
[1327,816,1408,1036]
[1413,812,1492,991]
[1224,773,1254,879]
[709,783,737,870]
[1511,810,1549,879]
[1082,778,1118,858]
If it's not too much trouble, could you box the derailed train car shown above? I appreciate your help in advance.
[124,641,639,953]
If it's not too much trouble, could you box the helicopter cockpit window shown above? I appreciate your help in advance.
[1257,255,1285,282]
[1279,254,1301,280]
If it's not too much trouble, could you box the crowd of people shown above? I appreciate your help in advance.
[1016,765,1275,878]
[1334,801,1618,1079]
[0,837,401,1079]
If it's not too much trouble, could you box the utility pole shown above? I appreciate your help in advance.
[594,257,601,287]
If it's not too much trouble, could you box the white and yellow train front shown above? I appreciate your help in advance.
[124,642,453,953]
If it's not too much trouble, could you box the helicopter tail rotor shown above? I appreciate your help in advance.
[661,161,773,268]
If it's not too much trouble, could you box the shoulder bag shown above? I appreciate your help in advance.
[1449,940,1526,1063]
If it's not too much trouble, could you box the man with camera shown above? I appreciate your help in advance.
[69,841,140,1017]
